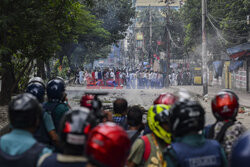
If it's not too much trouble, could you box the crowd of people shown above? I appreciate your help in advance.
[74,68,194,88]
[0,76,249,167]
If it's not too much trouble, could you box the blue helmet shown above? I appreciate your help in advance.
[47,78,65,101]
[231,132,250,167]
[26,82,45,103]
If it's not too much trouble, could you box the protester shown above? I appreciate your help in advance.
[112,98,128,129]
[0,94,52,167]
[79,69,84,84]
[37,107,96,167]
[127,104,171,167]
[204,89,246,159]
[95,70,98,81]
[164,99,228,167]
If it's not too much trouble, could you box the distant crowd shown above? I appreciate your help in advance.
[73,68,193,88]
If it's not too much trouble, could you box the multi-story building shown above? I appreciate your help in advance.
[132,0,181,67]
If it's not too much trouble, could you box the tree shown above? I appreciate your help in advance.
[179,0,250,62]
[0,0,97,105]
[57,0,135,72]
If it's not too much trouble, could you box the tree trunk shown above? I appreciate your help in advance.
[0,55,15,105]
[37,58,46,80]
[45,60,51,80]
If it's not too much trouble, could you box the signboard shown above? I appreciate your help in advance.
[136,32,143,40]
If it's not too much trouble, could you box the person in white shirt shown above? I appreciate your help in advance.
[79,70,84,84]
[149,71,153,88]
[95,70,98,81]
[152,71,157,89]
[110,70,115,81]
[129,71,135,89]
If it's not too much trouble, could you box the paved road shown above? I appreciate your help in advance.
[66,85,216,125]
[1,85,250,133]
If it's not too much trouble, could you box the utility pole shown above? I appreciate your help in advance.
[149,5,152,65]
[165,0,171,87]
[202,0,208,95]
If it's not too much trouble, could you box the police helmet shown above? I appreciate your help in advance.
[59,107,96,154]
[28,77,45,88]
[47,78,65,101]
[8,93,42,129]
[170,100,205,137]
[26,82,45,103]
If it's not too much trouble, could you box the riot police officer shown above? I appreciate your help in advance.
[0,93,52,167]
[205,90,246,159]
[164,99,228,167]
[44,78,70,132]
[38,107,96,167]
[26,77,59,148]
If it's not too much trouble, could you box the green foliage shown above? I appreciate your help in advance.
[177,0,250,61]
[60,0,135,70]
[208,0,250,47]
[180,0,202,51]
[91,0,135,43]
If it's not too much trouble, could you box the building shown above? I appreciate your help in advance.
[132,0,181,68]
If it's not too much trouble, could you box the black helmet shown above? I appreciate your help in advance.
[8,93,42,129]
[170,100,205,137]
[26,82,45,103]
[28,77,45,88]
[55,76,65,85]
[59,107,96,154]
[47,78,65,101]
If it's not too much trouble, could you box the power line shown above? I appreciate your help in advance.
[207,14,248,41]
[208,13,247,24]
[207,14,229,43]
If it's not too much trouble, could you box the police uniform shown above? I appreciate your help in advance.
[43,102,69,132]
[34,110,55,145]
[0,129,52,167]
[164,134,228,167]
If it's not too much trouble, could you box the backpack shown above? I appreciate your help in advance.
[141,135,151,162]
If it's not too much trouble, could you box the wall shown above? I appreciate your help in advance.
[231,61,247,91]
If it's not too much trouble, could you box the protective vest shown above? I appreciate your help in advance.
[40,154,87,167]
[172,139,222,167]
[34,110,51,145]
[0,142,45,167]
